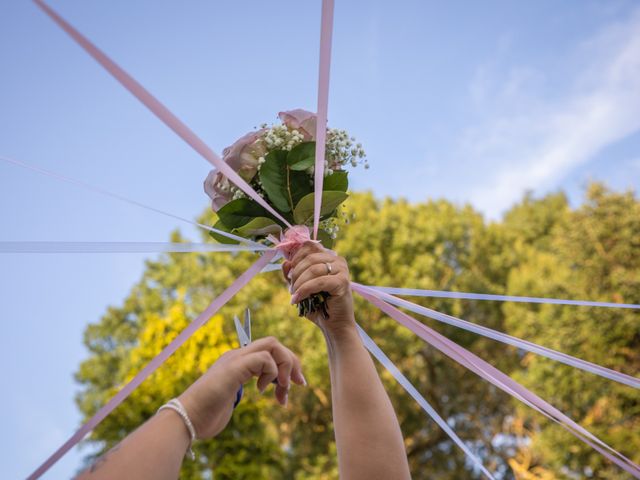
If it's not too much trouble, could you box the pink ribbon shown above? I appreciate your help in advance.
[30,0,639,478]
[352,284,640,478]
[357,324,495,479]
[359,284,640,389]
[27,250,277,480]
[269,225,320,260]
[32,0,291,229]
[312,0,335,239]
[35,0,335,235]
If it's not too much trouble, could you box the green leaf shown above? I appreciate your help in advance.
[293,190,349,225]
[235,217,282,237]
[287,142,316,171]
[259,150,292,212]
[290,169,313,206]
[209,220,239,244]
[323,170,348,192]
[217,198,271,229]
[316,228,335,249]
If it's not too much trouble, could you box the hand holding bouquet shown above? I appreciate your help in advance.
[204,109,367,318]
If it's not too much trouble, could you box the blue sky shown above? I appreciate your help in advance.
[1,1,639,478]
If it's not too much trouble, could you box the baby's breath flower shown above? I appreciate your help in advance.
[253,118,368,202]
[324,127,368,171]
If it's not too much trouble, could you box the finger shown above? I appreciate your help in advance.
[290,252,337,287]
[290,241,325,266]
[292,261,339,293]
[242,351,279,392]
[291,274,350,304]
[289,350,306,386]
[274,383,288,406]
[275,349,293,390]
[245,337,294,389]
[276,344,305,387]
[282,261,293,284]
[274,347,305,406]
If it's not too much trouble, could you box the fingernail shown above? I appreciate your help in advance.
[284,393,288,407]
[259,384,266,394]
[290,293,299,304]
[287,270,293,280]
[300,373,307,386]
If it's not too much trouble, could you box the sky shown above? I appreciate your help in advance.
[1,0,639,478]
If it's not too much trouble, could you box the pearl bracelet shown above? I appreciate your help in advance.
[157,398,197,460]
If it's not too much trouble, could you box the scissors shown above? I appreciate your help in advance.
[232,309,279,408]
[233,308,252,408]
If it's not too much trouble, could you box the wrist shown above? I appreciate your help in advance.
[176,392,206,440]
[156,409,191,443]
[323,321,361,350]
[157,399,196,459]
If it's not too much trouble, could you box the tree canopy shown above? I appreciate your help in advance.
[76,184,640,479]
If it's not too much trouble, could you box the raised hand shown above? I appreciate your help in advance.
[179,336,306,439]
[283,241,356,339]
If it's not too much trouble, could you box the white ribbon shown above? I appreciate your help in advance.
[357,284,640,389]
[357,324,495,480]
[369,286,640,309]
[0,241,268,253]
[0,155,261,247]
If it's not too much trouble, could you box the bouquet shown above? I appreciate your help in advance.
[204,109,367,318]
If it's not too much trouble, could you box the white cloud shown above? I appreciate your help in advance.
[459,8,640,218]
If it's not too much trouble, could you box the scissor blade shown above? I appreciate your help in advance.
[243,308,251,343]
[234,316,250,347]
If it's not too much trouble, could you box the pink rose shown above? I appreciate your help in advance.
[222,129,267,182]
[203,170,231,212]
[278,109,317,140]
[203,128,266,211]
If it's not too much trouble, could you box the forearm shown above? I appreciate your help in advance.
[324,325,411,480]
[75,410,190,480]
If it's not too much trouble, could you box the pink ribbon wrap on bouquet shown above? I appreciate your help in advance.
[270,225,320,260]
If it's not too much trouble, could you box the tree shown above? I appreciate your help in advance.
[502,184,640,479]
[75,186,639,479]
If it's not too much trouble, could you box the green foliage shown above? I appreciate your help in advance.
[259,150,291,212]
[259,150,311,214]
[235,217,281,237]
[216,198,274,229]
[245,144,348,243]
[76,184,640,479]
[322,170,348,192]
[209,219,238,244]
[292,191,348,225]
[501,184,640,479]
[287,142,316,171]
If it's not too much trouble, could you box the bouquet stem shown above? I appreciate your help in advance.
[297,291,331,320]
